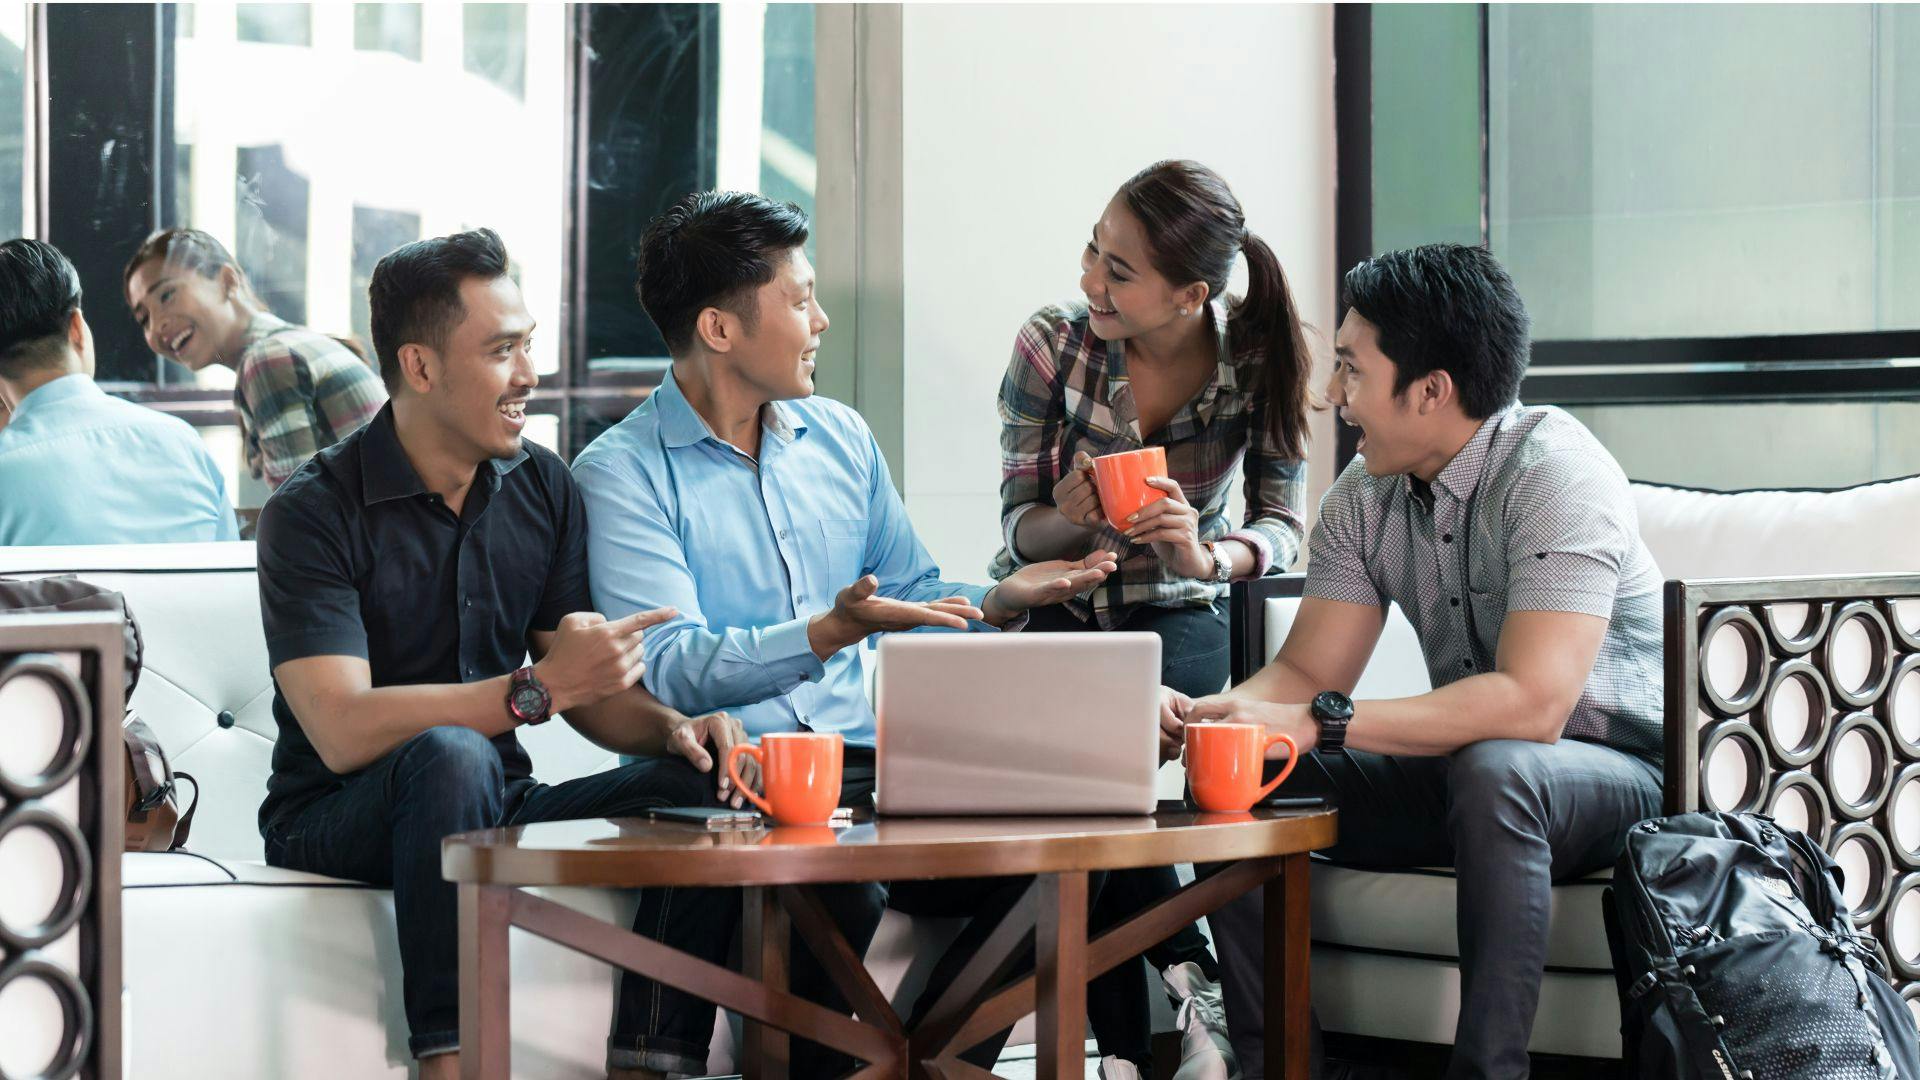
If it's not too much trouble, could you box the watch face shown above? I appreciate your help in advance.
[1314,690,1355,721]
[511,683,547,720]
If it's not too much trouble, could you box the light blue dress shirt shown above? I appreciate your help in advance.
[0,374,239,545]
[572,370,993,746]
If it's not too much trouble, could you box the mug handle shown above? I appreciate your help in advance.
[726,744,774,818]
[1253,733,1300,802]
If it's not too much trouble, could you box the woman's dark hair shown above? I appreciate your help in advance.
[1340,243,1530,421]
[368,228,512,392]
[1118,160,1312,460]
[635,190,811,356]
[0,238,83,378]
[123,228,264,307]
[124,227,373,367]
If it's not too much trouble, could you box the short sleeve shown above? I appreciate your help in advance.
[255,481,367,667]
[1302,460,1382,608]
[1501,449,1635,618]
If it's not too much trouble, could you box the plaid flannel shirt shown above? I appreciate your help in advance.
[233,314,388,489]
[989,299,1306,628]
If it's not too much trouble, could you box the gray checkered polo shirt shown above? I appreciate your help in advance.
[1306,405,1664,759]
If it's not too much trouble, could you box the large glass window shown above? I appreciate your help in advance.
[0,2,26,244]
[1491,5,1919,342]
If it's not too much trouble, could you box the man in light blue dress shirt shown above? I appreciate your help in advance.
[573,191,1116,1077]
[0,239,238,546]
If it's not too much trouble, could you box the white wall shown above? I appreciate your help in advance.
[897,3,1337,581]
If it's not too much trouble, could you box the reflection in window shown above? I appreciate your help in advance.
[1491,5,1920,341]
[169,0,568,411]
[0,2,25,242]
[236,3,311,46]
[355,3,421,62]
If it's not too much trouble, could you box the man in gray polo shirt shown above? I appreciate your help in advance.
[1174,244,1663,1079]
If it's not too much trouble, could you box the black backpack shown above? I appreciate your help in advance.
[1604,811,1920,1079]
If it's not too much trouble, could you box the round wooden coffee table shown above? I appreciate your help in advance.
[444,804,1336,1080]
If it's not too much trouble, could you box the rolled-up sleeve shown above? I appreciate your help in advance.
[1501,450,1633,618]
[996,311,1069,567]
[1222,392,1307,576]
[1302,463,1382,608]
[574,457,825,716]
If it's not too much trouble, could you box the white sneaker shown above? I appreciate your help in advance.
[1099,1055,1143,1080]
[1161,961,1241,1080]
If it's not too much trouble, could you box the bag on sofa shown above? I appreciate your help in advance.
[1604,810,1920,1079]
[0,574,198,851]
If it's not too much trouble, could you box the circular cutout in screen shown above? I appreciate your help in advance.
[1699,720,1770,814]
[0,953,91,1080]
[0,657,91,801]
[1765,601,1832,656]
[1887,874,1920,980]
[1903,980,1920,1032]
[1831,821,1896,924]
[1883,655,1920,761]
[1769,770,1834,847]
[0,804,90,952]
[1822,602,1895,709]
[1885,764,1920,870]
[1700,607,1768,717]
[1825,713,1897,821]
[1759,659,1832,768]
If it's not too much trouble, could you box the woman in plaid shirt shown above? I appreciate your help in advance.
[991,160,1313,1080]
[124,229,388,492]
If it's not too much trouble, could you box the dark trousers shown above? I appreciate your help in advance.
[261,726,732,1067]
[1028,599,1229,1070]
[1208,738,1662,1080]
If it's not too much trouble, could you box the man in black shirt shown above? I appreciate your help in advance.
[256,229,750,1079]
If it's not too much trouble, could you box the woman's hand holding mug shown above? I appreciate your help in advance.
[1052,451,1105,530]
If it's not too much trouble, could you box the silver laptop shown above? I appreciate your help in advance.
[874,632,1161,816]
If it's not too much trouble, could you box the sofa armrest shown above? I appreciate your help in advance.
[1230,573,1305,684]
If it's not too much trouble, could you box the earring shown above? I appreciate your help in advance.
[1178,307,1190,317]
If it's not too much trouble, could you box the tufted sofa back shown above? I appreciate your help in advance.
[0,542,623,862]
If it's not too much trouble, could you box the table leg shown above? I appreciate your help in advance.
[1265,852,1312,1080]
[743,885,792,1079]
[1036,871,1090,1080]
[459,883,511,1080]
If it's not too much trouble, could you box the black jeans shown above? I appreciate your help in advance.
[260,725,732,1067]
[1208,738,1662,1080]
[1027,599,1229,1070]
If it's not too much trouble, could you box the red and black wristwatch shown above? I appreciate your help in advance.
[507,665,553,725]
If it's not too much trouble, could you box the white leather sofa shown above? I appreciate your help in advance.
[1250,475,1920,1059]
[3,542,1164,1078]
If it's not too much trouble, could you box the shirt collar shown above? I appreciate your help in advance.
[1432,407,1515,504]
[358,402,528,505]
[656,368,808,451]
[238,311,291,351]
[10,373,99,421]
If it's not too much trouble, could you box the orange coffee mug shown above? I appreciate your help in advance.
[1090,446,1169,533]
[1187,723,1299,813]
[727,732,844,826]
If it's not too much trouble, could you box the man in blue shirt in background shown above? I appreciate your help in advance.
[0,238,238,546]
[574,191,1117,1074]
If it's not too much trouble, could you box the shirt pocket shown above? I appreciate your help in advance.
[818,518,869,588]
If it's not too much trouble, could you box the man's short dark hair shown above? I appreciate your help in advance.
[368,228,511,392]
[1341,244,1531,420]
[0,239,84,379]
[636,191,810,356]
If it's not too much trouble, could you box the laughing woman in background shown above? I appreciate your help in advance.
[124,229,388,492]
[992,159,1314,1080]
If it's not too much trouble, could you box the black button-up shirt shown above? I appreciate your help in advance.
[255,404,592,831]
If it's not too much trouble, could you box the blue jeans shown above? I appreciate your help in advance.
[262,726,732,1071]
[1208,737,1662,1080]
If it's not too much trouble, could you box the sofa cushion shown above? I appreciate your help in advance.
[1312,860,1614,973]
[1631,474,1920,581]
